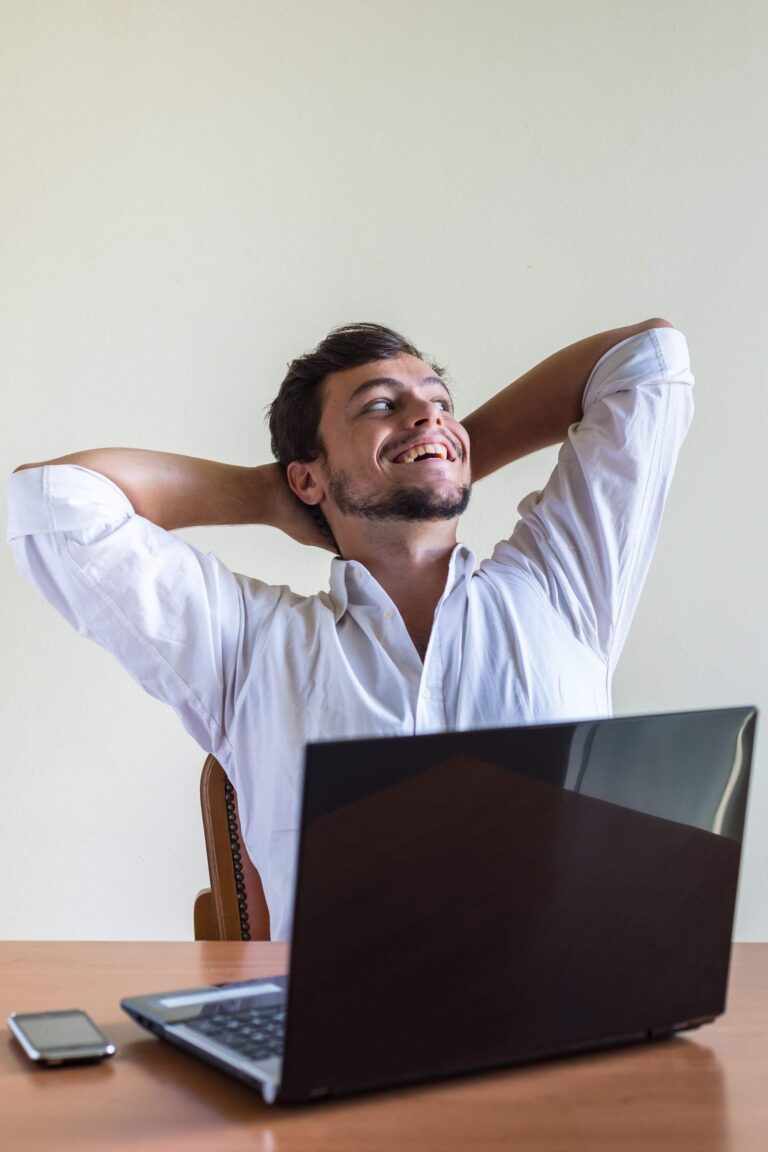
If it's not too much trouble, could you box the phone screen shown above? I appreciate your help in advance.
[14,1011,108,1049]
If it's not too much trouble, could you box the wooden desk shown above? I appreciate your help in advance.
[2,942,767,1151]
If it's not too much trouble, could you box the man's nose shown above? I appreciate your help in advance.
[409,397,443,426]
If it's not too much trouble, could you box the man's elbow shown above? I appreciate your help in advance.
[645,317,674,330]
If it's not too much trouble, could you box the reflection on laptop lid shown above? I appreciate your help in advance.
[121,706,757,1106]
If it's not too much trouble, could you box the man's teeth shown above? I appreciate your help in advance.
[398,444,449,463]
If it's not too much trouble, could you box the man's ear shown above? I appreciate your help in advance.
[286,460,327,507]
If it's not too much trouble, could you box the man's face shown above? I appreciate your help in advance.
[311,354,472,525]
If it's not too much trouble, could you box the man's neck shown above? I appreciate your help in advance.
[335,519,459,658]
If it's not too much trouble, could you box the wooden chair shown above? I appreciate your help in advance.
[194,755,271,941]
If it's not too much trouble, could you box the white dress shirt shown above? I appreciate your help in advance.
[6,327,694,940]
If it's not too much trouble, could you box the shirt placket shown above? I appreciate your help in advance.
[414,561,463,733]
[415,636,447,731]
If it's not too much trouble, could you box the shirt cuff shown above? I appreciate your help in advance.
[6,464,135,542]
[583,327,694,411]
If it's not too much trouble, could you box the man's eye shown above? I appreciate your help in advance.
[366,399,393,411]
[434,399,451,411]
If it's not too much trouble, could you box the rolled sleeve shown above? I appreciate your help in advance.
[7,464,242,765]
[7,463,135,541]
[493,327,695,666]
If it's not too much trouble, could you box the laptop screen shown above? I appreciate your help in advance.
[280,709,755,1101]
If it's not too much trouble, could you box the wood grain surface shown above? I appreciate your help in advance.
[1,941,766,1151]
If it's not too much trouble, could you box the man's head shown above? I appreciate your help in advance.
[268,322,471,550]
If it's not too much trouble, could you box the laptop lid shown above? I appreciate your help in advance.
[278,707,756,1103]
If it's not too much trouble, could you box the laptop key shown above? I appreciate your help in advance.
[186,1002,286,1064]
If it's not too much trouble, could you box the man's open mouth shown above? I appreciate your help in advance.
[391,440,455,464]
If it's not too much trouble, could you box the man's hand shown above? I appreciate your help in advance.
[260,463,336,551]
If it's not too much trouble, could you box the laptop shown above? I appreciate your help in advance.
[121,706,757,1105]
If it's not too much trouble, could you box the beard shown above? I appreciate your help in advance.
[328,468,472,522]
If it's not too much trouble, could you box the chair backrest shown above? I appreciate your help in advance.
[194,755,271,941]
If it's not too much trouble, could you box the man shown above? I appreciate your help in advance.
[7,318,694,939]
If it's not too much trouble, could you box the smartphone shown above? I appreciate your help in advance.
[8,1010,116,1065]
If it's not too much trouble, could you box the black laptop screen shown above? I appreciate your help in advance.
[280,709,755,1102]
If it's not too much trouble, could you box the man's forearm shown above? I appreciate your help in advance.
[462,318,673,482]
[13,449,270,531]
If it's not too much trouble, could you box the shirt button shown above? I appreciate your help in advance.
[422,686,431,700]
[353,568,363,580]
[384,609,393,621]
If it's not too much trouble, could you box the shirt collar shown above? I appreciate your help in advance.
[328,542,476,623]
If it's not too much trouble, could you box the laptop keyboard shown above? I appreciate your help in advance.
[185,1002,286,1062]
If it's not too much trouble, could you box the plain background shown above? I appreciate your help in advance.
[1,0,766,940]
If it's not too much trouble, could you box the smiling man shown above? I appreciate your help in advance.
[278,346,473,660]
[7,319,695,938]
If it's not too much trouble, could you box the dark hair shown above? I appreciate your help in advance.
[267,321,448,470]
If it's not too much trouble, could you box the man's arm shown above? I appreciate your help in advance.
[13,451,330,548]
[6,454,319,765]
[480,322,694,665]
[462,318,673,481]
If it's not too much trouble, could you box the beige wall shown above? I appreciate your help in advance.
[2,0,766,939]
